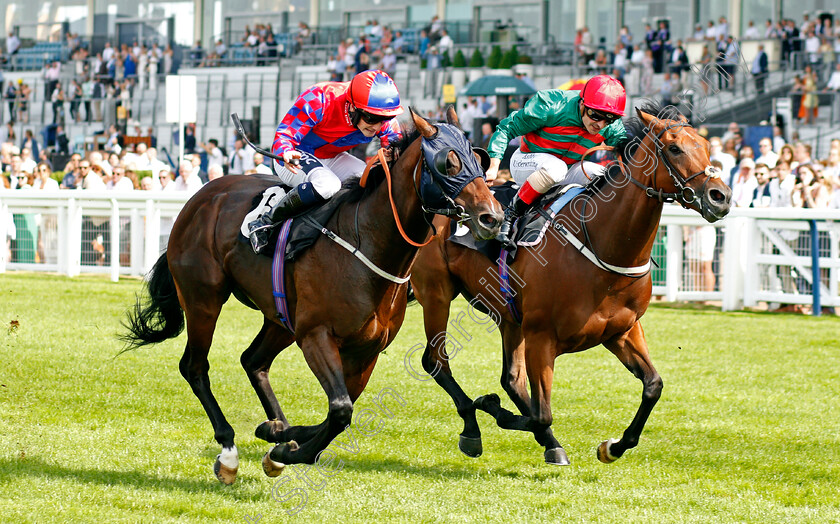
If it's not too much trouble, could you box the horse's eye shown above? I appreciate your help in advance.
[668,145,682,155]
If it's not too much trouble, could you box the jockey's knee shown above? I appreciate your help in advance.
[308,168,342,199]
[527,166,564,194]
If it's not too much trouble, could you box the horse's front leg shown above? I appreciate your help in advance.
[523,331,570,466]
[599,321,662,463]
[241,320,302,476]
[418,294,485,458]
[267,327,362,465]
[474,324,534,429]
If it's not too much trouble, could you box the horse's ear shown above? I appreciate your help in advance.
[410,107,437,139]
[445,105,461,129]
[636,109,663,133]
[636,109,655,126]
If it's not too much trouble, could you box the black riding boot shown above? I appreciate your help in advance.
[496,195,533,249]
[248,184,323,254]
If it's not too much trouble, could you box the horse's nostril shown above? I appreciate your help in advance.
[479,212,502,230]
[709,189,727,204]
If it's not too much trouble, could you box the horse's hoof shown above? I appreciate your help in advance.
[474,393,500,411]
[213,457,238,485]
[262,449,286,477]
[544,447,571,466]
[597,438,620,464]
[458,435,483,458]
[255,419,286,442]
[269,440,300,463]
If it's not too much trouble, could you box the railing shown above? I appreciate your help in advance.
[0,191,188,280]
[2,192,840,313]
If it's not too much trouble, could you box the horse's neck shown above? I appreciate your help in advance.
[584,161,664,270]
[358,143,429,275]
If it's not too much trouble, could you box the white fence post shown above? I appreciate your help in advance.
[665,224,682,302]
[721,217,747,311]
[130,208,143,276]
[743,217,760,309]
[67,198,82,277]
[109,199,120,282]
[0,203,7,274]
[144,198,161,275]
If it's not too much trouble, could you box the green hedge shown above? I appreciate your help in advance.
[469,49,484,68]
[452,49,467,68]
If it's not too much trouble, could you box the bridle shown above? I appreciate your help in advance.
[628,120,718,206]
[573,118,718,278]
[358,124,484,247]
[582,120,718,207]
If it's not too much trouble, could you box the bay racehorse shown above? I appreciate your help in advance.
[122,107,503,484]
[409,103,732,465]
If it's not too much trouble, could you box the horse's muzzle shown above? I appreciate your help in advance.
[700,182,732,223]
[472,207,504,240]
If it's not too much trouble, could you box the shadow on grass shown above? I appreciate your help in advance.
[0,457,260,500]
[338,455,559,482]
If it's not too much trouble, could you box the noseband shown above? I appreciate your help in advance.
[629,121,714,206]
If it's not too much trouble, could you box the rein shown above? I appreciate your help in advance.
[360,148,435,247]
[570,120,714,277]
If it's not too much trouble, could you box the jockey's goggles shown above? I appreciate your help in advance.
[358,111,394,125]
[584,107,620,124]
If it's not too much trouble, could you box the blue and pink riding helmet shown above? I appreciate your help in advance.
[348,70,404,117]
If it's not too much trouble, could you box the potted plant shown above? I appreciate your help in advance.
[467,48,485,82]
[450,49,468,91]
[487,45,511,75]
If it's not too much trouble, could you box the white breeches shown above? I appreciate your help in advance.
[272,151,366,199]
[510,150,606,193]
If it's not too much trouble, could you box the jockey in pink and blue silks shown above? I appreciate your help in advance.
[248,70,404,254]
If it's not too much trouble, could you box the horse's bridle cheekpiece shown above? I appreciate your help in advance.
[418,123,487,219]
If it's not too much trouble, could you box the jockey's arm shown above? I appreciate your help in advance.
[485,157,501,182]
[377,119,402,162]
[271,85,325,169]
[486,91,556,171]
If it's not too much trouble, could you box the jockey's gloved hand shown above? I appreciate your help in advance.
[381,147,398,163]
[283,150,302,171]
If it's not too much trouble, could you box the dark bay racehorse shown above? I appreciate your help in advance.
[409,103,732,465]
[122,108,503,484]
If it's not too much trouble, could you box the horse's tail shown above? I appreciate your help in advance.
[120,252,185,351]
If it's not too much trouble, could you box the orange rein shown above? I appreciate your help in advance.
[359,148,435,248]
[580,144,621,180]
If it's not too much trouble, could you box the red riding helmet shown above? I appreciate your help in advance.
[348,70,404,117]
[581,75,626,116]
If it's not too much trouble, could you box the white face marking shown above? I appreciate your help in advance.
[705,166,722,179]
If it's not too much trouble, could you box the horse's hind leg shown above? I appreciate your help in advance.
[241,321,295,435]
[177,292,239,484]
[599,321,662,463]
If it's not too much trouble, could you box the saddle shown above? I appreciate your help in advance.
[450,181,586,261]
[240,184,341,261]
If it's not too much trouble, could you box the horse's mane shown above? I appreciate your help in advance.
[588,99,688,192]
[330,120,422,207]
[617,99,686,161]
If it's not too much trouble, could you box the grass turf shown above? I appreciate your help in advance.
[0,272,838,523]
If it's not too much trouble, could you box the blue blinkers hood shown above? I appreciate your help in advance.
[419,123,489,211]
